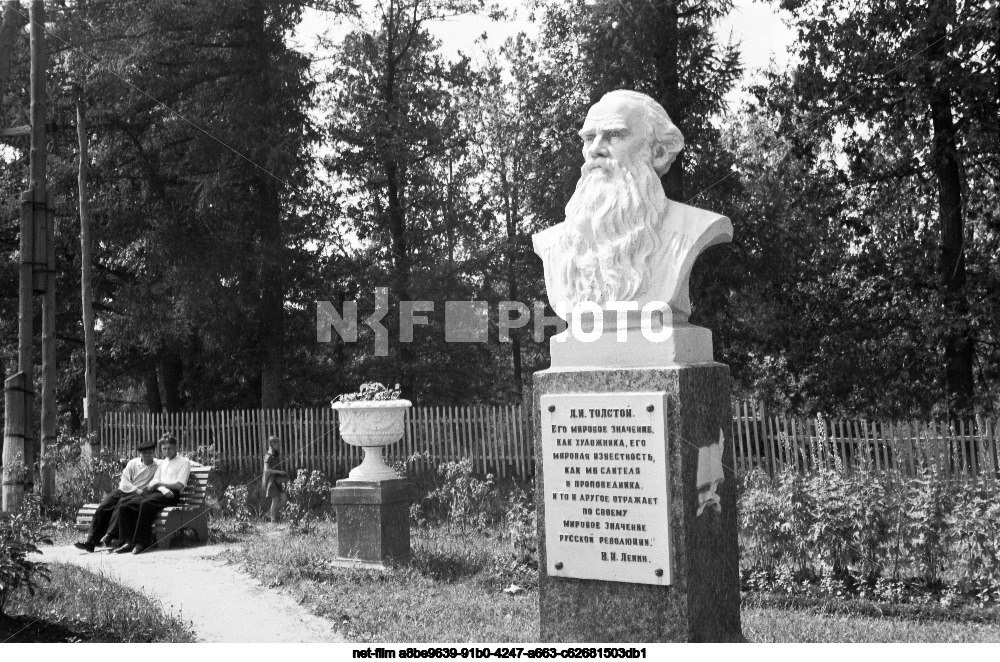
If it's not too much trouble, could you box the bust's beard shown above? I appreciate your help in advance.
[560,157,667,306]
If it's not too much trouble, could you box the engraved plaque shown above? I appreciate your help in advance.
[540,392,671,585]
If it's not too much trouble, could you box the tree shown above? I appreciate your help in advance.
[717,80,947,418]
[323,0,490,400]
[522,0,741,205]
[49,0,324,410]
[777,0,1000,416]
[471,0,742,391]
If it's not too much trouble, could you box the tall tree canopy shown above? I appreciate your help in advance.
[771,0,1000,416]
[1,0,996,426]
[322,0,511,403]
[1,0,333,417]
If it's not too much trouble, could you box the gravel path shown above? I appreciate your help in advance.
[39,543,346,643]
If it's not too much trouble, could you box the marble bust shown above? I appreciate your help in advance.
[532,90,732,368]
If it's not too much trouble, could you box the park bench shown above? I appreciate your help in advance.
[75,464,213,550]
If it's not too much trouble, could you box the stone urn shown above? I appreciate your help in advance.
[332,399,412,481]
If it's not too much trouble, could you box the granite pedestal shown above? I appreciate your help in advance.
[534,364,741,642]
[331,477,414,564]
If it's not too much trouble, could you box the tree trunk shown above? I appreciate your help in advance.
[925,0,974,416]
[158,351,183,413]
[654,0,683,201]
[0,360,5,462]
[0,0,27,103]
[78,102,100,461]
[248,1,285,409]
[258,176,284,408]
[501,162,522,399]
[382,15,413,396]
[70,405,80,434]
[144,366,162,413]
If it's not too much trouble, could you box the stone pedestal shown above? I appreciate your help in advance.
[331,478,414,564]
[534,364,741,642]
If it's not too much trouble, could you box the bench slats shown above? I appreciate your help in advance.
[75,465,214,550]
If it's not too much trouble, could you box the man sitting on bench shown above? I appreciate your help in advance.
[74,439,160,553]
[113,434,191,555]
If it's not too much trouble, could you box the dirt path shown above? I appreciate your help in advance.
[39,543,346,643]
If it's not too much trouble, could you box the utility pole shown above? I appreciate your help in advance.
[78,101,99,460]
[34,0,54,502]
[2,0,49,512]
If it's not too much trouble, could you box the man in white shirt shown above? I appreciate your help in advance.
[112,434,192,555]
[74,440,160,553]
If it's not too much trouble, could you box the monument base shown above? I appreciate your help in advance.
[330,477,414,563]
[533,364,741,642]
[549,324,714,369]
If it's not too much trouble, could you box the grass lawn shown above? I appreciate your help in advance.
[0,563,196,643]
[218,518,1000,643]
[744,607,1000,642]
[222,519,538,642]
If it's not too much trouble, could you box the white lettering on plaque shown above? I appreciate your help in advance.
[541,391,671,585]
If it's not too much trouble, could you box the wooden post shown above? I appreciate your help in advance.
[39,190,55,500]
[28,0,45,260]
[2,373,30,512]
[17,188,33,377]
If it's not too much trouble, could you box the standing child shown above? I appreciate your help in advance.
[263,435,289,522]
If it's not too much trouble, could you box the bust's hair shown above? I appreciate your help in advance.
[159,433,178,446]
[600,90,684,176]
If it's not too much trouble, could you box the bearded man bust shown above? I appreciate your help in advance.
[532,90,732,368]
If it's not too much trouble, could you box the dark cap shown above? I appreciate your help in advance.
[137,440,157,451]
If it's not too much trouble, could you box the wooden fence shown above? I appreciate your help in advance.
[99,402,1000,483]
[732,401,1000,484]
[100,405,534,479]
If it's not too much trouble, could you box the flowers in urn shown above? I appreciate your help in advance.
[332,381,402,404]
[332,382,411,481]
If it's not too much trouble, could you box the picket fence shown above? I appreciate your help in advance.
[733,401,1000,483]
[98,402,1000,483]
[99,405,533,479]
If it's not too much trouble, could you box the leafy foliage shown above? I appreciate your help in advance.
[739,468,1000,606]
[0,495,53,616]
[753,0,1000,416]
[0,0,995,435]
[216,484,255,535]
[43,436,125,523]
[410,457,501,529]
[284,469,333,532]
[333,382,403,403]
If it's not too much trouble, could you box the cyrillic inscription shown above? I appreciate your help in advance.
[542,391,671,585]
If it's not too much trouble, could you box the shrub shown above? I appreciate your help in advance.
[216,484,255,534]
[489,482,538,585]
[1,495,53,616]
[44,434,124,522]
[902,470,952,587]
[187,444,219,467]
[738,464,1000,606]
[399,455,537,586]
[738,468,824,577]
[285,470,333,531]
[947,483,1000,591]
[411,457,501,530]
[806,468,890,578]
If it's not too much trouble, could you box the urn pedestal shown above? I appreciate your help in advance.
[330,400,415,565]
[331,477,414,564]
